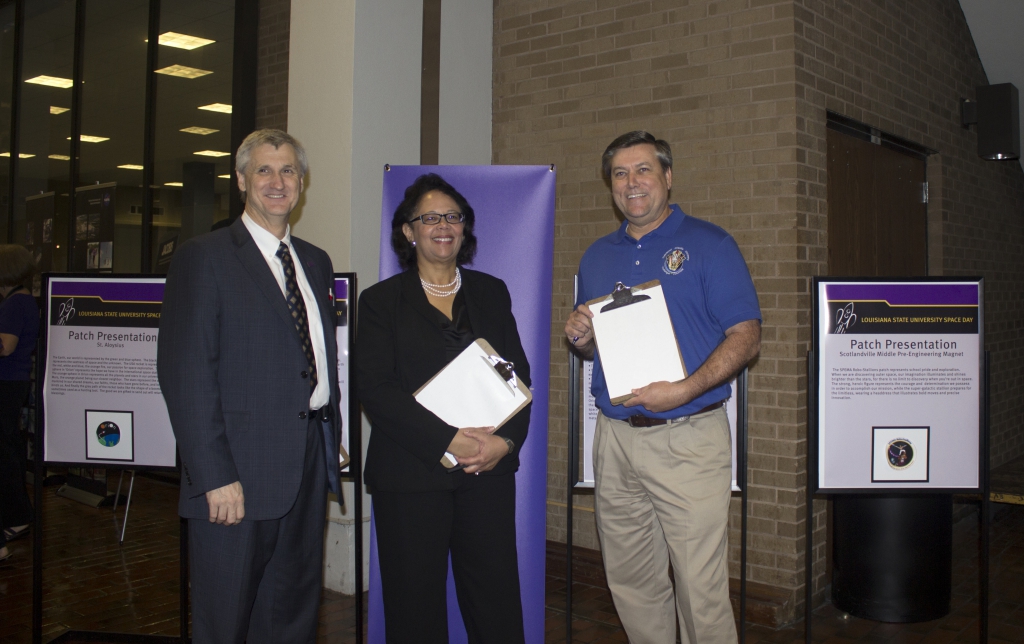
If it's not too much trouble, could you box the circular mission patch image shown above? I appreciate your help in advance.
[96,421,121,447]
[886,439,914,470]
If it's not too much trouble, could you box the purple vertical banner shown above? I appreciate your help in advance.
[368,165,555,644]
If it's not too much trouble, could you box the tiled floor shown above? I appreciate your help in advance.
[1,474,1023,643]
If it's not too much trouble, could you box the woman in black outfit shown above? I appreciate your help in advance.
[357,174,531,643]
[0,245,39,563]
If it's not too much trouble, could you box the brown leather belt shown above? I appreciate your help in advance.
[626,401,725,428]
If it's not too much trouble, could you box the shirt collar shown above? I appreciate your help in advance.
[614,204,685,243]
[242,212,292,260]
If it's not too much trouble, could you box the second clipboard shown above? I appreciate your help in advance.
[414,338,532,468]
[587,280,687,405]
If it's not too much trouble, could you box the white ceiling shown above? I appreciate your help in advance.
[958,0,1024,171]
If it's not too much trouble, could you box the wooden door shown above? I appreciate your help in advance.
[827,128,927,276]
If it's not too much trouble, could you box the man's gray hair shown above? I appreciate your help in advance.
[601,131,673,181]
[235,129,309,177]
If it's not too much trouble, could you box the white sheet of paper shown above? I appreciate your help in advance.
[591,283,686,402]
[415,339,531,464]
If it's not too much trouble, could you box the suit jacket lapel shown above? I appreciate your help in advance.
[229,218,301,339]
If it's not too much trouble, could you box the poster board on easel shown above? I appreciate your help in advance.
[813,278,983,493]
[41,274,175,469]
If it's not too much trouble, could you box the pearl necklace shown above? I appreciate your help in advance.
[420,267,461,297]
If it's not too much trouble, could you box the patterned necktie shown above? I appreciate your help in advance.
[276,242,318,390]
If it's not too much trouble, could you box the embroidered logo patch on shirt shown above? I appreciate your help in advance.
[662,247,689,275]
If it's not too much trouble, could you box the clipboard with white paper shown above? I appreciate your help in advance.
[587,280,687,405]
[414,338,532,468]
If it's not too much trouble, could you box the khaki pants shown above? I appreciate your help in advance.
[594,408,737,644]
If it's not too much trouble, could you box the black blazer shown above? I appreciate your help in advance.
[157,217,342,520]
[357,268,531,492]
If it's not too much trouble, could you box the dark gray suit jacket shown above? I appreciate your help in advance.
[157,217,341,520]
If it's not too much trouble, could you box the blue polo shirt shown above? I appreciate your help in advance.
[576,205,761,419]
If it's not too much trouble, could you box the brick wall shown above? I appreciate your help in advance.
[494,0,1024,626]
[791,0,1024,468]
[256,0,290,130]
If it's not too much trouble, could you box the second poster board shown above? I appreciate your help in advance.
[813,278,983,492]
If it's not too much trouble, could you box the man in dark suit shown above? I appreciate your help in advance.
[158,129,341,643]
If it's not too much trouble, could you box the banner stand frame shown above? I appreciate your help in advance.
[32,274,189,644]
[565,354,750,643]
[805,337,990,641]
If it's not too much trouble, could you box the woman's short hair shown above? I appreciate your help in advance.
[0,244,36,289]
[391,173,478,271]
[235,129,308,178]
[601,130,673,181]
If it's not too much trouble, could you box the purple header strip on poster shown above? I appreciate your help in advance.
[332,278,349,301]
[825,283,978,306]
[50,279,164,303]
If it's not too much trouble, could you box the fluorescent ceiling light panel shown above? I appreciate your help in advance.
[49,154,71,160]
[217,174,231,179]
[180,126,219,135]
[155,65,213,79]
[118,164,144,170]
[194,150,229,157]
[158,32,215,50]
[67,135,110,143]
[164,182,183,187]
[0,152,35,158]
[198,103,232,114]
[26,75,73,88]
[50,106,70,114]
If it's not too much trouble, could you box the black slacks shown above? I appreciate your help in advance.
[188,415,328,644]
[0,380,32,532]
[373,472,525,644]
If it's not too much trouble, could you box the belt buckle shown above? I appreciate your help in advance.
[628,415,661,428]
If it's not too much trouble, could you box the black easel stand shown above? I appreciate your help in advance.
[736,369,749,644]
[333,273,365,644]
[564,355,750,643]
[979,351,990,643]
[805,351,815,644]
[349,289,365,644]
[565,350,580,642]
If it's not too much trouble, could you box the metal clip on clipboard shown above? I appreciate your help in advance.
[483,355,518,396]
[600,281,652,312]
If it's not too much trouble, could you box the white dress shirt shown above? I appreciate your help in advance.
[242,213,330,409]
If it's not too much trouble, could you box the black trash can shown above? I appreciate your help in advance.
[832,494,952,622]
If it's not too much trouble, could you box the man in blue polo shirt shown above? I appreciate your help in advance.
[565,131,761,644]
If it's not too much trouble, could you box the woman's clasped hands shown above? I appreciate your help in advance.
[447,426,508,474]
